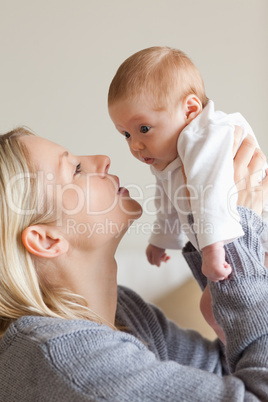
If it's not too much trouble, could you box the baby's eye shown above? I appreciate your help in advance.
[123,131,131,139]
[74,163,82,175]
[140,126,151,134]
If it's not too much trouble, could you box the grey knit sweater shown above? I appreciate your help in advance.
[0,207,268,401]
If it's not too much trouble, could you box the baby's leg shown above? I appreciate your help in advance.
[202,242,232,282]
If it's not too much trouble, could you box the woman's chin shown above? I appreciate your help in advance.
[129,200,143,220]
[116,207,142,243]
[119,194,143,219]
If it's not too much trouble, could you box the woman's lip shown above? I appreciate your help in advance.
[118,187,129,195]
[110,175,129,195]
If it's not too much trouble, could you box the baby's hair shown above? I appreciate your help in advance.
[108,46,209,111]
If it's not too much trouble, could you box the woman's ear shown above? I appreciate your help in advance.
[184,94,202,123]
[22,225,69,258]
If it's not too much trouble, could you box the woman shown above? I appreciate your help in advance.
[0,127,268,401]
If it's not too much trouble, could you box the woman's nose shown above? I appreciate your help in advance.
[94,155,111,175]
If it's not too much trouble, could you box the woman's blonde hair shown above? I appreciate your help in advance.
[108,46,209,110]
[0,127,106,338]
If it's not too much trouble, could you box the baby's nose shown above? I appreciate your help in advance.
[131,139,144,151]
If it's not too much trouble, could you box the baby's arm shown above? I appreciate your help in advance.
[202,242,231,281]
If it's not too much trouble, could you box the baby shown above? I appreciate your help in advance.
[108,46,267,284]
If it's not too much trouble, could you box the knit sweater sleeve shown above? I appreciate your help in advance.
[210,207,268,376]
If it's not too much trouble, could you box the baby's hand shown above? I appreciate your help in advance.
[201,242,232,282]
[146,244,170,267]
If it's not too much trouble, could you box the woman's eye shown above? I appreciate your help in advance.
[74,163,82,175]
[140,126,151,134]
[123,131,130,139]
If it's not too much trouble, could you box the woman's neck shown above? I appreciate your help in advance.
[50,244,119,328]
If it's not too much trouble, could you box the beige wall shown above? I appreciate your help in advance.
[1,0,267,299]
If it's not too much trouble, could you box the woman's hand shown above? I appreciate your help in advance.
[233,126,268,215]
[200,286,226,344]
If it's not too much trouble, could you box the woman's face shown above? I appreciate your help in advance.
[20,135,142,249]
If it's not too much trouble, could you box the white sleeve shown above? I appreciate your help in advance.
[149,175,185,249]
[178,120,244,250]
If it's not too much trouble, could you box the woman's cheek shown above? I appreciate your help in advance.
[61,187,85,216]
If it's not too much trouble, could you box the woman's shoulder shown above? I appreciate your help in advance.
[0,307,146,401]
[0,286,167,361]
[0,286,147,347]
[0,314,112,351]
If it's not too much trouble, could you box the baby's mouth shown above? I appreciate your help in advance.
[142,157,155,165]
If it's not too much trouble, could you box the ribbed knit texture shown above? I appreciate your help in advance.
[0,207,267,401]
[182,240,207,291]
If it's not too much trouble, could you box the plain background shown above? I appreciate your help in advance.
[1,0,267,300]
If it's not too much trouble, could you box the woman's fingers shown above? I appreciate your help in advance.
[234,134,268,215]
[234,134,256,168]
[261,169,268,199]
[248,148,266,174]
[232,125,243,157]
[248,148,267,187]
[233,134,256,182]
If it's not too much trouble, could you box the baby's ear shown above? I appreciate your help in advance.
[184,94,202,123]
[22,225,69,259]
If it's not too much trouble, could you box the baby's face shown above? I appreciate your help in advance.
[109,95,187,171]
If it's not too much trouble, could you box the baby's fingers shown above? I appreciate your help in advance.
[207,266,232,282]
[160,254,170,263]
